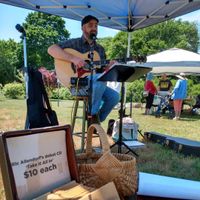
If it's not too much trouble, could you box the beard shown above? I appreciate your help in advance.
[89,32,97,40]
[85,31,97,39]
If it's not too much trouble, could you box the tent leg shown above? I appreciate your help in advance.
[127,32,131,58]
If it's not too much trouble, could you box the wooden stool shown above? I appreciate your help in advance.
[71,96,100,152]
[71,97,88,152]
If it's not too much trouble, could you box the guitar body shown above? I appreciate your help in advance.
[54,48,100,87]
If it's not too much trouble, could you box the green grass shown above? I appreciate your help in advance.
[0,99,200,199]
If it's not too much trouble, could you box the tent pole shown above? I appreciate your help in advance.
[122,32,131,112]
[127,32,131,58]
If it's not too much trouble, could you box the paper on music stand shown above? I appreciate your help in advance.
[98,63,152,82]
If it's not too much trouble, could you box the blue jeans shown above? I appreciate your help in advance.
[88,74,120,122]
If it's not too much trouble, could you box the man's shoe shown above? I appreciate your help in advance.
[87,114,100,136]
[92,114,100,124]
[88,114,100,127]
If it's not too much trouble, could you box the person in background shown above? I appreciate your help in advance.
[144,72,157,115]
[171,72,187,120]
[191,94,200,114]
[157,73,173,114]
[48,15,120,124]
[158,73,172,95]
[192,95,200,110]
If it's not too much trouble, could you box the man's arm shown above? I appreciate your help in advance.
[48,44,86,68]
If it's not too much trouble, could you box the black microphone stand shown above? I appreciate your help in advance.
[15,24,29,129]
[87,36,96,126]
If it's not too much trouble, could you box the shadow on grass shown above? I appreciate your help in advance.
[149,111,200,122]
[179,113,200,121]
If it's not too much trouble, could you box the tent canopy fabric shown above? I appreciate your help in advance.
[140,48,200,75]
[1,1,200,76]
[1,0,200,32]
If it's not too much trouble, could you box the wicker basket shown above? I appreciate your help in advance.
[76,124,138,197]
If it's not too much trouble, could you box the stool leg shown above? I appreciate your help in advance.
[71,99,79,132]
[80,99,87,152]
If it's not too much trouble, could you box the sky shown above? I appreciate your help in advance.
[0,3,200,42]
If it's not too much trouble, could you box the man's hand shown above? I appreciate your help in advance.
[71,57,86,69]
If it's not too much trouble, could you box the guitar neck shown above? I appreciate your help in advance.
[55,47,133,88]
[93,57,131,67]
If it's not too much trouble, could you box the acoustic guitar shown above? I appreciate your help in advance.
[54,48,131,87]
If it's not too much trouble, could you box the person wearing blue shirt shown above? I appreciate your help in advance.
[171,72,187,120]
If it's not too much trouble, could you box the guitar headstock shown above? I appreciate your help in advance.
[131,54,147,63]
[115,57,132,63]
[115,55,147,63]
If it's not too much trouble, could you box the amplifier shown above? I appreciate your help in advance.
[70,77,88,96]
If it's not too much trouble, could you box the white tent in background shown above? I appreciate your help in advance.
[143,48,200,75]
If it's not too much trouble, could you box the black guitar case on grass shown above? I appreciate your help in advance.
[144,131,200,157]
[25,68,59,129]
[144,132,166,145]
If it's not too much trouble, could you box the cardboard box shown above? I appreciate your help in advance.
[35,181,120,200]
[35,180,94,200]
[79,182,120,200]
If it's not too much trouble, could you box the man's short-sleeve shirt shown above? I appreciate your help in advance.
[58,36,106,72]
[158,79,172,91]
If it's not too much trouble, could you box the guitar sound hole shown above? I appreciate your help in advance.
[71,63,76,73]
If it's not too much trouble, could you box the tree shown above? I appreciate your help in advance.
[99,19,199,102]
[107,19,199,59]
[0,39,19,85]
[97,37,113,59]
[17,12,70,70]
[131,20,199,55]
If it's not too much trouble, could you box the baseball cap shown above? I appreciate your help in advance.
[81,15,99,26]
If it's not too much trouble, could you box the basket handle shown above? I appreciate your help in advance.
[86,124,111,155]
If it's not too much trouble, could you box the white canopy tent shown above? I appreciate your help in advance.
[145,48,200,75]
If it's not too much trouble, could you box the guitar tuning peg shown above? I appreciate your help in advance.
[133,54,147,63]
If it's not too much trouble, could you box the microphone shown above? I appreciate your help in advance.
[15,24,26,35]
[89,33,97,41]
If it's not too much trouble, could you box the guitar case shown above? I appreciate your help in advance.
[144,131,200,157]
[144,132,166,145]
[165,137,200,157]
[25,68,59,129]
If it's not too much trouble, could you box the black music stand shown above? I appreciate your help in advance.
[98,63,151,154]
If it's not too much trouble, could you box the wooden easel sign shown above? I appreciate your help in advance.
[0,125,78,200]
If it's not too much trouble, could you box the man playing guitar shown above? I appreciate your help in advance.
[48,15,120,124]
